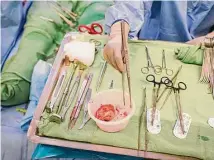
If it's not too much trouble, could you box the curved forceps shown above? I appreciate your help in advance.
[141,47,162,75]
[165,81,187,134]
[78,23,103,35]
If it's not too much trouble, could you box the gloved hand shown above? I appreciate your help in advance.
[103,21,130,72]
[186,32,214,45]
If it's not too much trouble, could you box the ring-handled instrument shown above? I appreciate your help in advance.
[89,39,102,55]
[68,73,93,129]
[96,61,107,92]
[78,23,103,35]
[78,88,92,130]
[89,39,102,47]
[141,46,162,75]
[157,65,182,109]
[158,50,173,76]
[121,20,132,107]
[146,74,170,125]
[165,80,187,134]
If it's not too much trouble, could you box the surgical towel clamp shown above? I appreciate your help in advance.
[165,80,187,134]
[121,21,132,107]
[141,47,161,75]
[78,88,92,130]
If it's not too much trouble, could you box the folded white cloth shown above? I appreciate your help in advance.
[64,40,95,66]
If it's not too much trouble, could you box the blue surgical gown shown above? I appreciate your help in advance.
[105,1,214,42]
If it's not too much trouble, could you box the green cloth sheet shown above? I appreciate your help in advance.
[38,35,214,160]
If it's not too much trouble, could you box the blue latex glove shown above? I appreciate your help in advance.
[1,1,32,69]
[20,60,52,131]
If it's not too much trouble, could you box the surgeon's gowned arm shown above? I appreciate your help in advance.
[104,1,144,39]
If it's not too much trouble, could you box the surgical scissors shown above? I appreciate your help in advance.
[78,23,103,35]
[146,74,170,125]
[158,50,173,76]
[165,80,187,134]
[141,47,162,75]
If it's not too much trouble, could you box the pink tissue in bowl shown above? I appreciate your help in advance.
[95,104,130,122]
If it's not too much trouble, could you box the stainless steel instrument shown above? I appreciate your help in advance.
[78,88,92,130]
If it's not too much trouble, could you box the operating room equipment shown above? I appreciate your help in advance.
[109,80,114,89]
[78,23,103,35]
[50,1,77,21]
[96,61,107,92]
[89,39,102,55]
[203,37,214,99]
[68,73,93,129]
[89,39,102,47]
[158,50,173,76]
[121,20,132,107]
[60,63,79,121]
[48,2,76,28]
[157,65,182,105]
[141,46,161,75]
[146,74,170,125]
[46,69,66,113]
[49,63,79,123]
[78,88,92,130]
[165,80,187,135]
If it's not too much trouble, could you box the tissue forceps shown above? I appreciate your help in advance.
[78,88,92,130]
[166,81,187,134]
[121,21,132,107]
[141,47,162,75]
[158,50,173,76]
